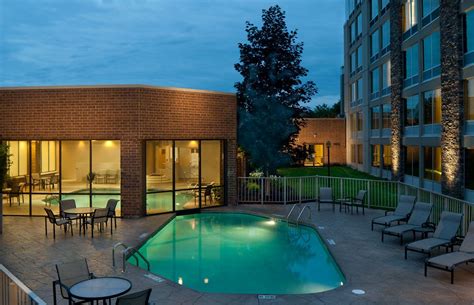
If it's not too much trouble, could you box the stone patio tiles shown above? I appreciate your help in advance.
[0,203,473,305]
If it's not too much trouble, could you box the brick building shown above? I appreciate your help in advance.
[295,118,346,166]
[0,85,237,217]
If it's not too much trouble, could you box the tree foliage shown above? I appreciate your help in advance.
[306,101,341,118]
[0,143,9,188]
[235,5,317,174]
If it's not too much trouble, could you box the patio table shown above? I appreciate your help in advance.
[64,207,96,234]
[68,277,131,304]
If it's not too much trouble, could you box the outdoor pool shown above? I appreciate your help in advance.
[131,213,344,294]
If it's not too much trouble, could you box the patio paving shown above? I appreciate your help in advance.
[1,203,474,305]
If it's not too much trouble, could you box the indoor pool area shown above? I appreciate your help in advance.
[130,213,345,294]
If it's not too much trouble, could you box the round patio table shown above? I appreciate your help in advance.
[64,207,96,234]
[69,277,131,304]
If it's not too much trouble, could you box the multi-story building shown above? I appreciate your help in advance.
[344,0,474,200]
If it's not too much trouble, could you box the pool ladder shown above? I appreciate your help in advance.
[286,204,312,226]
[112,242,150,273]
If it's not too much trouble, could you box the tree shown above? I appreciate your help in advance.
[0,143,10,234]
[306,101,341,118]
[235,5,317,173]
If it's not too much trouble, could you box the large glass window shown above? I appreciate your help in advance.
[370,0,379,20]
[383,145,392,170]
[404,44,419,84]
[423,31,440,79]
[357,14,363,37]
[422,0,439,18]
[60,141,89,208]
[371,106,381,130]
[372,145,381,167]
[91,140,121,209]
[403,0,418,32]
[351,52,356,73]
[357,78,363,103]
[350,22,356,43]
[357,46,362,69]
[466,79,474,121]
[371,67,380,98]
[201,141,225,207]
[405,146,420,177]
[423,89,441,125]
[382,61,391,94]
[382,21,390,50]
[3,141,30,216]
[371,30,380,58]
[465,9,474,65]
[424,146,441,182]
[382,104,391,129]
[405,95,420,126]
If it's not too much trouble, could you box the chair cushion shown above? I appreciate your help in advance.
[406,238,450,252]
[427,252,474,269]
[384,224,418,235]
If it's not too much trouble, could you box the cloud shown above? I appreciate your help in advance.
[1,0,344,97]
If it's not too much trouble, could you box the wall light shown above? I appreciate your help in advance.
[105,140,114,147]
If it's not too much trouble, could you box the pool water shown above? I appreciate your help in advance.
[131,213,344,294]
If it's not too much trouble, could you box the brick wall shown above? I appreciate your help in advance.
[0,85,237,216]
[295,118,346,165]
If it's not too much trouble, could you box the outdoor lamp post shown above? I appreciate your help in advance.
[326,141,331,176]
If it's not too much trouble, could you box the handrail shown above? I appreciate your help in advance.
[112,242,150,273]
[286,204,301,223]
[296,205,312,226]
[0,264,47,305]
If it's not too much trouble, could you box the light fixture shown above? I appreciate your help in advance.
[104,140,113,147]
[265,219,276,225]
[178,277,183,285]
[203,278,209,284]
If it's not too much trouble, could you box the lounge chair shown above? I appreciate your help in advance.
[317,187,335,212]
[341,190,367,215]
[116,289,152,305]
[381,202,433,244]
[53,259,95,305]
[425,221,474,284]
[371,195,416,231]
[44,207,73,239]
[405,211,463,259]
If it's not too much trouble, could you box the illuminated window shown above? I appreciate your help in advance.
[382,61,391,92]
[383,145,392,170]
[405,146,420,177]
[371,106,381,129]
[423,89,441,125]
[372,145,381,167]
[403,0,418,32]
[424,146,441,182]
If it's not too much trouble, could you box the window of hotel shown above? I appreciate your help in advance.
[403,0,418,32]
[372,145,381,167]
[381,0,389,9]
[382,21,390,50]
[382,104,391,129]
[201,141,225,206]
[351,113,357,132]
[351,144,357,163]
[371,30,380,58]
[357,14,363,37]
[351,51,357,73]
[405,146,420,177]
[466,148,474,190]
[422,0,439,18]
[382,61,391,95]
[350,22,356,43]
[423,89,441,125]
[357,144,363,164]
[371,106,381,129]
[465,9,474,66]
[371,67,380,99]
[357,111,363,131]
[4,141,30,216]
[422,31,440,79]
[370,0,379,20]
[465,79,474,121]
[424,146,441,182]
[346,0,355,19]
[91,140,121,208]
[383,145,392,170]
[351,82,357,104]
[357,78,363,103]
[404,44,419,86]
[405,95,420,126]
[357,46,362,69]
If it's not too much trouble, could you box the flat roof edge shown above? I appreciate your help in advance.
[0,84,236,96]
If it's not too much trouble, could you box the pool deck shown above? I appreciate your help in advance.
[1,204,474,304]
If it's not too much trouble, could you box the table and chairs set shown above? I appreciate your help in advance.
[44,199,119,239]
[53,258,152,305]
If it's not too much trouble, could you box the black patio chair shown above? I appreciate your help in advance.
[85,208,110,237]
[116,289,152,305]
[53,259,95,305]
[106,199,119,228]
[44,207,73,239]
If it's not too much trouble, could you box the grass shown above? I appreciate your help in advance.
[277,166,382,180]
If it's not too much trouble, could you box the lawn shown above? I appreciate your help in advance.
[277,166,382,180]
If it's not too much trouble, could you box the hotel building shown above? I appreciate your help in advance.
[344,0,474,200]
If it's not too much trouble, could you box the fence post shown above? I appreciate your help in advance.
[284,177,287,205]
[260,178,264,205]
[367,181,371,208]
[340,178,343,198]
[299,177,302,204]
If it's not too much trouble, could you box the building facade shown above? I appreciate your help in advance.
[0,85,237,217]
[344,0,474,200]
[295,118,346,166]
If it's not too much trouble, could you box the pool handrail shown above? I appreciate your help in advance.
[112,242,150,273]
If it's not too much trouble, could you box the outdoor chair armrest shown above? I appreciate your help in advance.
[384,210,393,216]
[422,222,436,230]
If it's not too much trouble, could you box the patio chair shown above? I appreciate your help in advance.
[106,198,119,228]
[341,190,367,215]
[317,187,335,212]
[60,199,81,223]
[425,221,474,284]
[53,259,95,305]
[371,195,416,230]
[95,169,107,184]
[8,182,25,206]
[116,288,152,305]
[405,211,463,259]
[106,169,119,184]
[44,207,73,239]
[381,201,433,244]
[85,208,110,237]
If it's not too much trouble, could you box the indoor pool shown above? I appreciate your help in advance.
[131,213,344,294]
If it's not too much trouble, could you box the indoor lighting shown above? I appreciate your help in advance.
[178,277,183,285]
[105,140,114,147]
[265,219,276,226]
[203,278,209,284]
[188,140,198,148]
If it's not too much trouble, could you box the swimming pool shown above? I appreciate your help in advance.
[131,213,344,294]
